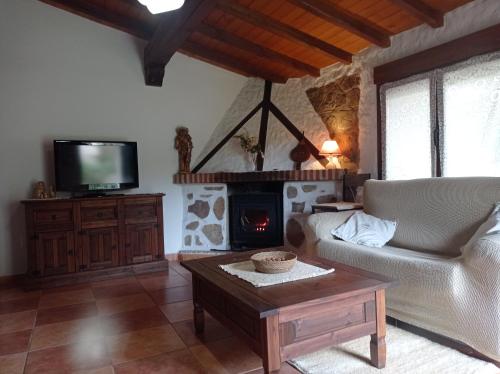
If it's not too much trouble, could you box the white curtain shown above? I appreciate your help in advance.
[382,78,433,180]
[441,57,500,177]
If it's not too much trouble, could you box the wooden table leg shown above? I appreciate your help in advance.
[261,315,281,373]
[370,289,386,368]
[194,302,205,334]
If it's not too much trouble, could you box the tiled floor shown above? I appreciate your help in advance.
[0,263,299,374]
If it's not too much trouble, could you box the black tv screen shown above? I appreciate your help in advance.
[54,140,139,192]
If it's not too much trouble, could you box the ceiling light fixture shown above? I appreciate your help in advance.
[137,0,185,14]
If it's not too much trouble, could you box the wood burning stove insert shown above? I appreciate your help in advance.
[229,186,283,250]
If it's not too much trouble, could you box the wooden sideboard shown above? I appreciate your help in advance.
[22,193,166,287]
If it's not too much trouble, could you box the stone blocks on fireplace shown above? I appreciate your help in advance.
[182,184,228,251]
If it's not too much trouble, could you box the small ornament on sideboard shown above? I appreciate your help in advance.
[175,126,193,174]
[32,181,47,199]
[289,132,311,170]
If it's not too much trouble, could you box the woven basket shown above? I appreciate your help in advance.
[250,251,297,274]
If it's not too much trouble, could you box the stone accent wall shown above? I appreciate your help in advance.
[182,185,228,251]
[283,181,340,251]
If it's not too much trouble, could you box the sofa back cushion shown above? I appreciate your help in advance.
[364,177,500,256]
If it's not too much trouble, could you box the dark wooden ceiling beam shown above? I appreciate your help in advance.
[144,0,217,86]
[181,41,289,83]
[216,0,352,63]
[39,0,155,40]
[389,0,443,28]
[196,24,320,77]
[288,0,390,47]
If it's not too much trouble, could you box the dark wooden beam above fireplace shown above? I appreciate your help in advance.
[144,0,216,86]
[287,0,391,47]
[216,0,352,63]
[388,0,443,28]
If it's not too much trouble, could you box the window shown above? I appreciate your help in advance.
[380,52,500,179]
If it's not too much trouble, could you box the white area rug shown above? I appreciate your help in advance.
[219,260,334,287]
[289,325,499,374]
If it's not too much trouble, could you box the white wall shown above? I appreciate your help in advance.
[198,0,500,175]
[0,0,247,276]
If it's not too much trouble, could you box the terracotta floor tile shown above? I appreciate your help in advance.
[39,289,95,309]
[0,297,39,315]
[73,366,115,374]
[96,293,155,316]
[36,302,98,326]
[100,307,169,335]
[30,317,102,351]
[0,352,27,374]
[138,273,190,291]
[135,270,169,279]
[0,288,40,302]
[0,330,32,356]
[92,282,144,300]
[42,283,91,295]
[0,310,36,334]
[25,339,110,374]
[91,276,138,288]
[172,315,232,347]
[190,344,229,374]
[205,337,263,374]
[245,362,300,373]
[106,324,186,365]
[160,300,193,323]
[113,349,206,374]
[169,262,193,279]
[149,285,193,305]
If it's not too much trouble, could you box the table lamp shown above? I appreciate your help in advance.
[320,140,342,169]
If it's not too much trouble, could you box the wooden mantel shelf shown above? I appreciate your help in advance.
[173,169,344,184]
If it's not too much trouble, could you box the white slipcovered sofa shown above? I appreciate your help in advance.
[305,177,500,361]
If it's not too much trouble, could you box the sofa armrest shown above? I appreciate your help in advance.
[463,233,500,270]
[305,211,355,243]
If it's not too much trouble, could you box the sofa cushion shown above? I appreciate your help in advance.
[364,177,500,256]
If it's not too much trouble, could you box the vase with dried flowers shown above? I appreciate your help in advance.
[233,130,263,171]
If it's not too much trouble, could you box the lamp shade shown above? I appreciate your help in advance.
[137,0,185,14]
[319,140,342,156]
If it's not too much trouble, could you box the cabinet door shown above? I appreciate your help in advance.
[35,231,75,276]
[79,227,119,271]
[125,224,159,264]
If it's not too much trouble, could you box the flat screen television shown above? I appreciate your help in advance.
[54,140,139,193]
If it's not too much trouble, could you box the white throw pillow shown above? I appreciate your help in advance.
[462,202,500,253]
[332,211,397,248]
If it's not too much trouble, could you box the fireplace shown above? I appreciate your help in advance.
[229,192,283,250]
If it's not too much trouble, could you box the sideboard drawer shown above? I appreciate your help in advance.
[81,204,119,228]
[34,207,74,231]
[125,199,158,224]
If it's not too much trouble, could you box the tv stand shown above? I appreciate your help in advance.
[22,193,166,289]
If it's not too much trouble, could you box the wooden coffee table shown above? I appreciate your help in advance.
[181,250,395,373]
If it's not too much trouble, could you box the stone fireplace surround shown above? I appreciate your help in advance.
[178,170,343,252]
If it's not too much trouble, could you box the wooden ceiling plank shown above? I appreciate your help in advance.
[39,0,154,40]
[144,0,217,86]
[288,0,391,47]
[181,40,289,83]
[217,0,352,63]
[196,23,320,77]
[388,0,443,28]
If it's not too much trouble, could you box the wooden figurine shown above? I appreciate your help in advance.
[290,132,311,170]
[175,127,193,174]
[48,185,56,198]
[33,181,47,199]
